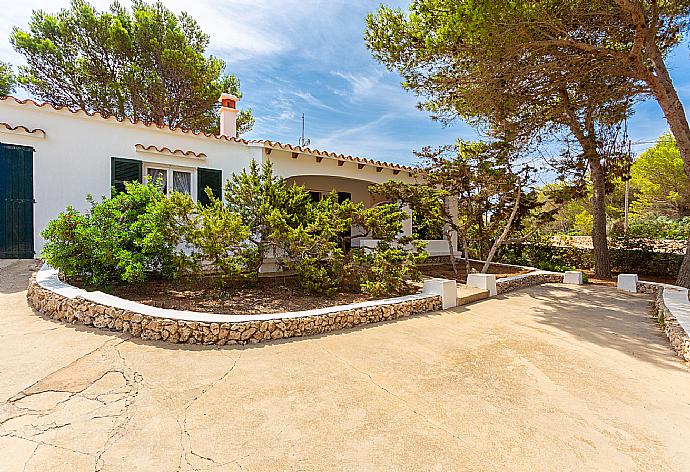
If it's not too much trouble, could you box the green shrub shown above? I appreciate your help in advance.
[498,241,683,277]
[176,189,251,282]
[498,243,581,272]
[44,162,430,297]
[352,241,428,297]
[611,215,690,240]
[41,182,190,287]
[277,195,427,296]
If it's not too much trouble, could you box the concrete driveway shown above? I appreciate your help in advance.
[1,260,690,472]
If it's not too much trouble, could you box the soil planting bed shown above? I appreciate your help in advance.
[420,261,531,283]
[583,271,676,287]
[71,275,375,315]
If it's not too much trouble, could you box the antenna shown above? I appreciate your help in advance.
[298,113,311,147]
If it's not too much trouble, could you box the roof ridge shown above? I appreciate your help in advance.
[0,96,249,144]
[1,95,417,172]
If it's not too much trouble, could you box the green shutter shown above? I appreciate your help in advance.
[111,157,142,195]
[197,168,222,205]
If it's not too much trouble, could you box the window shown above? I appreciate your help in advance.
[144,165,193,196]
[307,191,352,203]
[147,168,168,193]
[173,171,192,194]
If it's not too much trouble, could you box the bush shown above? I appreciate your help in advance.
[610,215,690,240]
[44,161,430,297]
[176,189,251,282]
[498,243,580,272]
[41,182,190,287]
[498,240,684,277]
[351,241,428,297]
[278,195,427,296]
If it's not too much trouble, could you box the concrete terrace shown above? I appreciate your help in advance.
[2,259,690,471]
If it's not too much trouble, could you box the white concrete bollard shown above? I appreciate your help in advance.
[423,278,458,310]
[466,273,497,297]
[617,274,638,293]
[563,271,584,285]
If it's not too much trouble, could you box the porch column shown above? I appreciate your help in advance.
[401,203,413,238]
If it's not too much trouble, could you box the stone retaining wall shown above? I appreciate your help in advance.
[496,272,564,295]
[654,294,690,362]
[27,270,442,346]
[636,281,662,295]
[636,280,690,362]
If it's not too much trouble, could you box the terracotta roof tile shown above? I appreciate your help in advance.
[1,96,249,144]
[135,143,207,159]
[0,121,46,137]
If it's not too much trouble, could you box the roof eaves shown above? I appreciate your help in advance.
[251,139,416,173]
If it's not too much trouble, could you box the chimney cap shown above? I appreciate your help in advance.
[219,93,239,110]
[220,93,239,101]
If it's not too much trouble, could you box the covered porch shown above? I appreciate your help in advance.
[285,174,458,256]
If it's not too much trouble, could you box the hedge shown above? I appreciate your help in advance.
[498,243,684,277]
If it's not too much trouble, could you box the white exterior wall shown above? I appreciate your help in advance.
[0,101,253,254]
[0,99,455,259]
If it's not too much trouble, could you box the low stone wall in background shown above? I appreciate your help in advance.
[27,272,442,346]
[496,272,564,295]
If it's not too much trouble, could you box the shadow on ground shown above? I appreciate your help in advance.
[499,284,683,372]
[0,260,37,295]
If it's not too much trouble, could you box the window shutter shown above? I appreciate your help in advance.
[111,157,142,195]
[197,168,222,205]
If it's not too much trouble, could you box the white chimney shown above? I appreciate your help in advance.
[219,93,239,138]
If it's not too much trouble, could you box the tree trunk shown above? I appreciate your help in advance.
[643,41,690,286]
[477,215,485,260]
[445,227,458,275]
[589,157,612,278]
[644,43,690,176]
[442,201,458,275]
[559,88,611,279]
[461,232,471,274]
[677,236,690,288]
[482,183,521,273]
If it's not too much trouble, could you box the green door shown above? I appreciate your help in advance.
[0,143,34,259]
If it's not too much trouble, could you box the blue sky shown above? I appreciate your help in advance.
[1,0,689,172]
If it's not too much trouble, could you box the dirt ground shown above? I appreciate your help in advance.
[420,261,531,283]
[4,259,690,471]
[74,275,372,314]
[584,270,677,287]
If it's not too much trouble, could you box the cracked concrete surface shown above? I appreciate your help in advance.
[2,260,690,471]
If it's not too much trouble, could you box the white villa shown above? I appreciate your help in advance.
[0,94,457,260]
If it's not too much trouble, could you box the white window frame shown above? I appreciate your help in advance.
[143,163,197,199]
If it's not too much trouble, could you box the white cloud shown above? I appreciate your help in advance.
[331,71,381,98]
[0,0,341,65]
[292,90,339,112]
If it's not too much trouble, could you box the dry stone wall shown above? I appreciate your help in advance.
[27,271,442,346]
[27,263,575,347]
[496,272,564,295]
[637,281,690,362]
